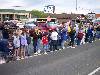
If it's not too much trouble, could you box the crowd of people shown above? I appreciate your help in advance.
[0,20,100,63]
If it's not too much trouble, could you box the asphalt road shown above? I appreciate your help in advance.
[0,40,100,75]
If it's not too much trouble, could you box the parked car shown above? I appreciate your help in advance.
[92,19,100,25]
[24,21,36,29]
[47,22,58,30]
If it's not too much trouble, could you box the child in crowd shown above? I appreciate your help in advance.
[77,29,84,45]
[20,31,28,59]
[13,33,20,60]
[42,33,48,54]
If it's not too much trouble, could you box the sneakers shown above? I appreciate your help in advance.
[0,59,6,64]
[44,52,48,55]
[71,46,75,48]
[55,50,58,51]
[21,57,24,60]
[67,46,71,48]
[34,54,38,56]
[59,49,62,50]
[50,51,53,52]
[34,52,38,55]
[34,52,38,56]
[16,57,20,60]
[62,47,65,49]
[38,50,41,54]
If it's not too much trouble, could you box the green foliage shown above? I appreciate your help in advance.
[30,10,48,18]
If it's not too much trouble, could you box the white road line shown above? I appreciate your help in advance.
[88,67,100,75]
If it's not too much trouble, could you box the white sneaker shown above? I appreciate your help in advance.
[59,49,61,50]
[55,50,57,51]
[67,46,71,48]
[44,52,47,55]
[63,47,65,49]
[21,57,24,59]
[34,54,38,56]
[17,57,20,60]
[34,52,38,55]
[50,51,53,52]
[0,60,5,64]
[38,50,41,54]
[71,46,75,48]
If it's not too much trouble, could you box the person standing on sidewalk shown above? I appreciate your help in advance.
[61,28,68,49]
[13,33,20,60]
[77,29,84,45]
[50,29,58,51]
[20,31,28,59]
[42,33,48,54]
[68,27,76,48]
[32,30,38,55]
[37,29,42,55]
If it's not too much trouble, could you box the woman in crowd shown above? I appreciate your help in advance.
[20,31,28,59]
[68,27,76,48]
[13,33,20,60]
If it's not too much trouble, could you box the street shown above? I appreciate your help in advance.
[0,40,100,75]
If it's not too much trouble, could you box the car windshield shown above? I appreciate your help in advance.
[26,21,35,24]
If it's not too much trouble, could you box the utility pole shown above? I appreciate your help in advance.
[76,0,77,11]
[75,0,78,24]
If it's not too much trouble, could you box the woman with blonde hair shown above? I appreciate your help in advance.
[13,33,20,60]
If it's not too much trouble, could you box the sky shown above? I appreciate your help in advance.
[0,0,100,14]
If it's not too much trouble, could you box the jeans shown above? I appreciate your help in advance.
[61,40,66,49]
[85,33,89,42]
[88,35,93,43]
[37,39,42,50]
[50,40,58,51]
[77,39,81,45]
[96,31,100,39]
[43,44,48,52]
[33,40,37,53]
[27,43,34,56]
[69,37,75,47]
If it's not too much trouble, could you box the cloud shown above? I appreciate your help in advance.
[0,0,99,14]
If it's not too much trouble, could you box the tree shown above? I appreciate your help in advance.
[30,10,48,18]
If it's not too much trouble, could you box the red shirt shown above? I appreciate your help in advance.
[42,36,48,45]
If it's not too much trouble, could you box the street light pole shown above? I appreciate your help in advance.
[76,0,77,11]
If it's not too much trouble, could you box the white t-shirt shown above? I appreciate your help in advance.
[50,31,58,40]
[13,36,20,48]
